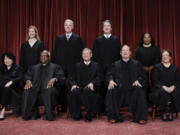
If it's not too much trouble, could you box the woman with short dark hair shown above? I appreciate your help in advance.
[0,52,22,120]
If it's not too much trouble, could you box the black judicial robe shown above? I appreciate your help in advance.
[52,33,84,76]
[92,35,121,73]
[20,40,45,73]
[150,63,180,112]
[22,62,65,120]
[106,59,147,121]
[135,45,161,67]
[68,61,103,117]
[0,64,22,114]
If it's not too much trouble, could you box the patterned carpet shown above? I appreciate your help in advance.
[0,110,179,135]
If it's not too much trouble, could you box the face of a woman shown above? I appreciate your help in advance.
[28,28,36,39]
[143,33,151,45]
[162,51,171,63]
[4,56,13,67]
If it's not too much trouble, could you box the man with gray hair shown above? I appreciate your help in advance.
[68,48,103,122]
[22,50,65,121]
[52,19,84,112]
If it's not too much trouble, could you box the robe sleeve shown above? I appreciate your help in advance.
[52,37,59,63]
[92,39,99,62]
[91,63,104,86]
[136,62,147,88]
[53,65,66,86]
[20,43,25,71]
[153,46,161,65]
[134,47,141,62]
[152,65,163,88]
[11,66,23,85]
[105,63,116,85]
[24,67,33,81]
[174,67,180,88]
[68,65,78,87]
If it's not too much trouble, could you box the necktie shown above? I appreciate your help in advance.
[106,35,109,40]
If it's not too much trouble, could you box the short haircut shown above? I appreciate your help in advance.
[121,44,131,51]
[41,50,51,57]
[1,52,16,65]
[82,48,92,54]
[64,19,74,26]
[162,49,172,57]
[102,20,112,27]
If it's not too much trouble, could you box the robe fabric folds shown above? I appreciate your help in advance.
[68,61,103,118]
[21,62,65,120]
[105,59,148,121]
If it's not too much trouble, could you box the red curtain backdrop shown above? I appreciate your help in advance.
[0,0,180,68]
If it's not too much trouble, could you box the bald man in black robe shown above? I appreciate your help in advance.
[22,50,65,121]
[106,45,147,124]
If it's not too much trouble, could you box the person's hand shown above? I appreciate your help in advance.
[108,80,117,90]
[47,78,56,88]
[132,80,142,87]
[5,81,13,87]
[88,83,94,91]
[162,85,171,93]
[71,85,79,91]
[24,80,32,90]
[169,85,176,93]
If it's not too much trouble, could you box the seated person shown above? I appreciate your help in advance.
[22,50,65,121]
[150,50,180,121]
[0,53,22,120]
[68,48,103,122]
[106,45,147,124]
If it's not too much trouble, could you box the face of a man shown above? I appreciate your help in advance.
[28,28,36,39]
[162,51,171,63]
[120,45,131,59]
[82,49,92,61]
[143,33,151,45]
[40,52,49,64]
[64,21,73,33]
[103,22,112,34]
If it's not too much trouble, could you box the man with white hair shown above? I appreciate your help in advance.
[22,50,65,121]
[52,19,84,112]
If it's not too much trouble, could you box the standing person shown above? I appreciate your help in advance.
[135,33,161,92]
[92,20,121,112]
[52,19,84,112]
[20,25,45,119]
[150,50,180,121]
[0,53,22,120]
[106,45,147,124]
[20,25,45,73]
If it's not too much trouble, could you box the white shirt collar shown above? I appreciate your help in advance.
[66,33,72,37]
[104,34,111,39]
[84,61,91,65]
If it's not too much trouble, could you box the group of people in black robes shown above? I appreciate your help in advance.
[0,19,180,124]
